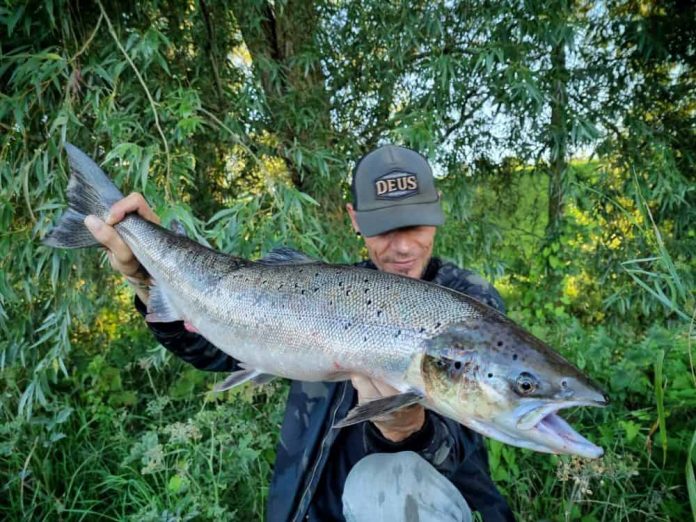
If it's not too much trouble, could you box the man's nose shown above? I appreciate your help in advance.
[391,231,414,253]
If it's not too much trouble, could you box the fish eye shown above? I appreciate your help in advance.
[515,372,538,395]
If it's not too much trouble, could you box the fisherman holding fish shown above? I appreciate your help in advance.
[83,145,516,521]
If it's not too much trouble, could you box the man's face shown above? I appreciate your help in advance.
[346,204,436,279]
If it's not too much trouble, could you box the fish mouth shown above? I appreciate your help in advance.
[513,401,606,459]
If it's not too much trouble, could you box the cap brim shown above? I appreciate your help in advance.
[355,201,445,237]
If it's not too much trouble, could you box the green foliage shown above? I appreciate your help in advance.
[1,0,694,520]
[0,309,285,520]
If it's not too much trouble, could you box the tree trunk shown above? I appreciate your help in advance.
[231,0,340,208]
[546,39,568,240]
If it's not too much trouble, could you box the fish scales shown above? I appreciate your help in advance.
[122,219,485,384]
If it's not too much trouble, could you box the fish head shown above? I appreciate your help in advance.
[421,318,608,458]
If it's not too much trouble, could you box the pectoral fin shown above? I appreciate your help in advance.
[333,392,423,429]
[214,368,276,391]
[146,285,182,323]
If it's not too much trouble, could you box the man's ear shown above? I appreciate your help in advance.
[346,203,361,234]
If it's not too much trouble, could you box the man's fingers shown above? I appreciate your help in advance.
[352,374,399,395]
[350,374,378,393]
[84,215,135,266]
[105,193,160,226]
[350,375,401,404]
[85,215,111,245]
[372,380,400,397]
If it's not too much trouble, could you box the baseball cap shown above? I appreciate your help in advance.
[350,145,444,237]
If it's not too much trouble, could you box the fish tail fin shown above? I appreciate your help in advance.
[43,143,125,249]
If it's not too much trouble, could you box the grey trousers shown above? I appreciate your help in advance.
[342,451,473,522]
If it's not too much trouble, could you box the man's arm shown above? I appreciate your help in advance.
[350,377,459,470]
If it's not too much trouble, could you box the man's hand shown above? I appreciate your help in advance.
[350,375,426,442]
[84,193,160,303]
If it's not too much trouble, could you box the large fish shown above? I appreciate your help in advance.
[44,144,608,458]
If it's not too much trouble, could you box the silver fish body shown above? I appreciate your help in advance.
[45,144,609,458]
[121,216,469,384]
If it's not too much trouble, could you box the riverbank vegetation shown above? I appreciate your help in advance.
[1,1,693,520]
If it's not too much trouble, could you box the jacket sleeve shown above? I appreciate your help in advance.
[135,296,239,372]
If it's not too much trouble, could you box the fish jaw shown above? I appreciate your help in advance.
[495,399,606,458]
[427,396,606,458]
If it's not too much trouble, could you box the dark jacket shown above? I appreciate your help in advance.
[136,257,515,521]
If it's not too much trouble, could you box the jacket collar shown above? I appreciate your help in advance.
[357,257,442,282]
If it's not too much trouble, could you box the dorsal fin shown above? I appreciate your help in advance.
[168,219,187,237]
[257,247,317,266]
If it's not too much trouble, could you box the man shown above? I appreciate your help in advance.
[86,144,514,521]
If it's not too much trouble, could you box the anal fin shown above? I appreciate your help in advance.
[333,391,423,429]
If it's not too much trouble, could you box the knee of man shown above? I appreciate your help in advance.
[343,452,472,522]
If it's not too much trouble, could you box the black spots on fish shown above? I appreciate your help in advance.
[394,329,402,338]
[338,281,343,287]
[363,288,369,294]
[377,310,383,317]
[366,299,372,306]
[418,327,426,334]
[313,287,319,293]
[561,379,568,389]
[363,335,367,343]
[434,322,442,329]
[435,357,472,380]
[294,282,299,288]
[301,289,306,295]
[512,353,518,361]
[345,289,351,296]
[314,272,319,278]
[487,373,493,378]
[278,283,284,290]
[363,278,369,283]
[497,340,504,347]
[344,322,352,330]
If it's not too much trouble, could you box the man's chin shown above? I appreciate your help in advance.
[387,262,420,278]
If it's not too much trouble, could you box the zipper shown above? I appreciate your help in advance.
[292,381,349,522]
